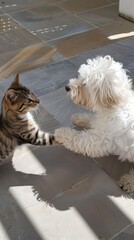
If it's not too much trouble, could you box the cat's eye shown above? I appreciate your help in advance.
[28,99,33,103]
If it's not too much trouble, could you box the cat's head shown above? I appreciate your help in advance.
[4,74,40,114]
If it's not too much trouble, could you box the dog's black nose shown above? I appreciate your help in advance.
[65,86,70,92]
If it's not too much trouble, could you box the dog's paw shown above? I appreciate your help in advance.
[119,169,134,196]
[55,127,77,145]
[55,127,70,144]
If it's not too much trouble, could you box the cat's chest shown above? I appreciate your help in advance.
[21,112,34,121]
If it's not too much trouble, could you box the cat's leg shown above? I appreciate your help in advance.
[32,130,55,145]
[71,113,92,129]
[55,127,111,157]
[19,128,55,146]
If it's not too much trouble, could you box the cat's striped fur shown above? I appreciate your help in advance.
[0,74,55,164]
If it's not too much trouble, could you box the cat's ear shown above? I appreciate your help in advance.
[5,89,19,104]
[10,74,21,88]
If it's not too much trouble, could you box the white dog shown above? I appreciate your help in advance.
[55,55,134,194]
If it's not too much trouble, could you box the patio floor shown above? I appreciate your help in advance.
[0,0,134,239]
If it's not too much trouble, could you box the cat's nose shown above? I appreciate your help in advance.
[65,86,70,92]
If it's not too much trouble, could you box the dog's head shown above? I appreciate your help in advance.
[65,56,132,111]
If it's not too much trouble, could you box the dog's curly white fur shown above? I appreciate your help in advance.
[55,55,134,194]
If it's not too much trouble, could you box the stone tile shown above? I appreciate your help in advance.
[108,0,119,3]
[40,87,88,127]
[0,45,64,76]
[18,60,78,97]
[10,9,94,41]
[1,168,133,240]
[95,155,134,183]
[2,171,132,240]
[51,172,134,240]
[113,224,134,240]
[0,14,22,33]
[0,0,44,13]
[100,18,134,38]
[0,202,48,240]
[0,28,40,54]
[78,4,120,27]
[69,41,134,70]
[49,28,110,58]
[116,36,134,49]
[0,145,101,216]
[60,0,110,13]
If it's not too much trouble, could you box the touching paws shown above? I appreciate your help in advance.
[119,169,134,196]
[55,127,72,144]
[55,127,77,146]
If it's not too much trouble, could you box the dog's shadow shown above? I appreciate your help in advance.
[0,145,134,239]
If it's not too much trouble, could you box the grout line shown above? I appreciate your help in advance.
[109,222,134,240]
[75,2,118,15]
[59,2,118,16]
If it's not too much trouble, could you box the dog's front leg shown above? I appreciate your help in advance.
[55,127,110,157]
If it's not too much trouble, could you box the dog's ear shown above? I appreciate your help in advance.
[96,81,122,109]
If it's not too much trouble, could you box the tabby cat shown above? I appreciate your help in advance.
[0,74,55,164]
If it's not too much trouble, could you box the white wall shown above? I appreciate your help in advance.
[119,0,134,21]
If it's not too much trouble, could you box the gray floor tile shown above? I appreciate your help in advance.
[1,162,132,240]
[10,9,94,41]
[0,145,101,215]
[0,14,22,33]
[69,41,134,70]
[0,28,40,54]
[50,171,134,240]
[0,45,64,77]
[78,4,120,27]
[49,28,110,58]
[60,0,110,13]
[95,155,134,183]
[40,87,87,127]
[113,224,134,240]
[100,18,134,38]
[0,0,44,13]
[18,60,78,97]
[116,36,134,49]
